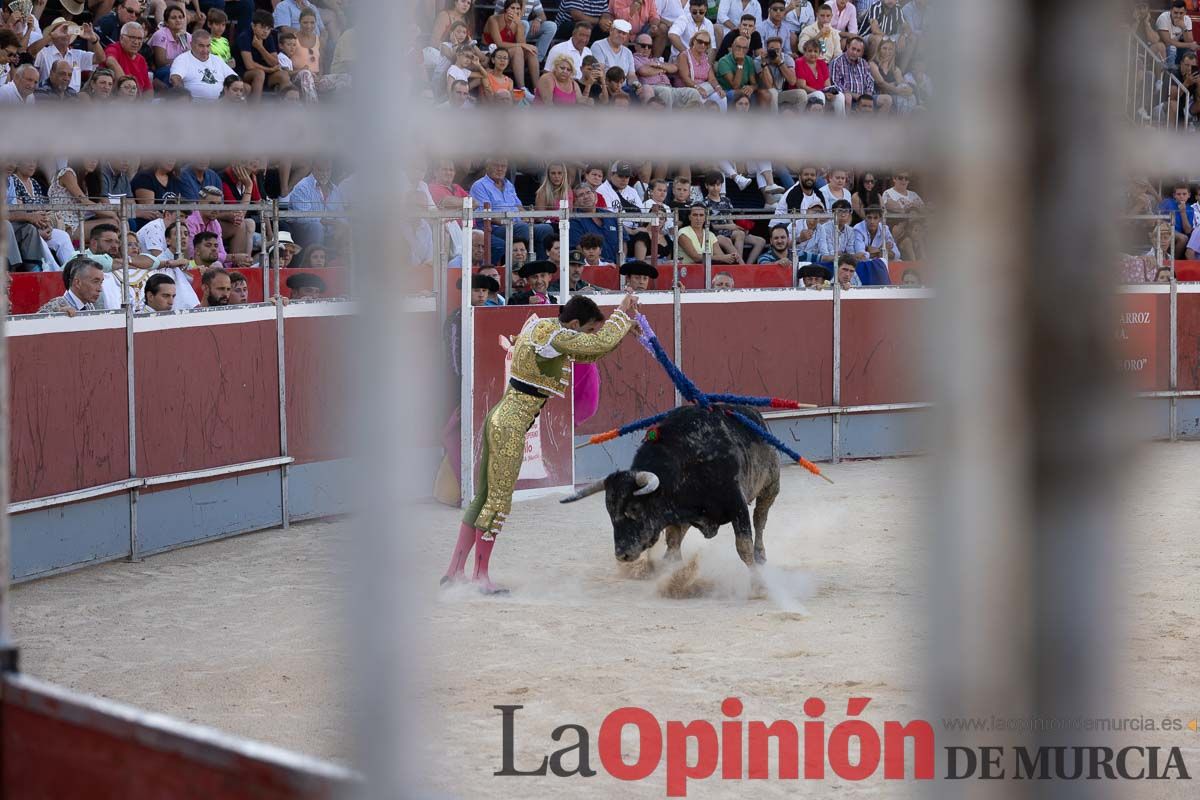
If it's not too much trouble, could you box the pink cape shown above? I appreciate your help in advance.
[573,362,601,424]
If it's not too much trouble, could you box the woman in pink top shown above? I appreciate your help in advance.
[536,55,585,105]
[673,30,725,108]
[149,4,190,87]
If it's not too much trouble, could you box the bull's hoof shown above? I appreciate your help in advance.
[754,549,767,565]
[663,548,683,563]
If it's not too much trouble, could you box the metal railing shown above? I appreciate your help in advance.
[1127,31,1193,130]
[418,203,929,299]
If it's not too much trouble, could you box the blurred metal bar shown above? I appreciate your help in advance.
[0,191,11,668]
[459,198,476,506]
[930,4,1124,800]
[0,106,346,159]
[120,198,140,564]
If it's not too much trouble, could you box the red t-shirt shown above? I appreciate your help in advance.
[794,57,830,92]
[428,182,468,206]
[104,43,151,93]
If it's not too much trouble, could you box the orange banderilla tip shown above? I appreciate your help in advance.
[576,429,620,449]
[799,457,835,484]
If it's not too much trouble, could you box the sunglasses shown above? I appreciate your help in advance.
[694,38,710,44]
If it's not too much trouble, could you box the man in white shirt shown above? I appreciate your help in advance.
[596,162,644,228]
[591,18,636,78]
[1157,1,1199,64]
[0,64,37,104]
[669,0,716,58]
[170,29,236,101]
[32,18,105,92]
[543,20,593,79]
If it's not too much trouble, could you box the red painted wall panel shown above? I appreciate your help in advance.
[9,329,129,502]
[1178,293,1200,391]
[2,701,344,800]
[680,300,835,409]
[285,315,353,464]
[134,322,281,477]
[839,296,925,406]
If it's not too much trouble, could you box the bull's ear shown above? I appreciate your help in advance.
[560,475,610,504]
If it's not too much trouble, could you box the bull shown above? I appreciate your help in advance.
[562,404,781,568]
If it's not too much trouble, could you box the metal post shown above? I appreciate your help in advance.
[120,198,139,562]
[504,220,514,275]
[481,203,492,267]
[259,250,269,304]
[673,279,682,407]
[1169,275,1178,441]
[703,229,712,289]
[617,212,626,266]
[649,223,660,269]
[558,200,570,303]
[433,218,446,325]
[831,276,841,464]
[272,200,281,299]
[0,188,14,669]
[277,288,290,530]
[459,197,475,504]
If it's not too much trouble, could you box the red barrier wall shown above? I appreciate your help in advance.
[840,296,924,405]
[9,328,129,502]
[285,314,353,464]
[1116,292,1170,392]
[579,303,677,436]
[8,307,352,505]
[135,322,281,477]
[680,298,835,408]
[8,269,348,315]
[1178,292,1200,391]
[2,675,349,800]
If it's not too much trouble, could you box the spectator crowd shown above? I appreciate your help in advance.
[423,0,931,114]
[405,156,930,292]
[0,0,352,104]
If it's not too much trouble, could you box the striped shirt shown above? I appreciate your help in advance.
[829,52,874,95]
[556,0,610,28]
[864,1,902,37]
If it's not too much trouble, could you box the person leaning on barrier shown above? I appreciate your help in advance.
[508,260,558,305]
[477,266,506,305]
[143,273,177,313]
[798,263,830,290]
[620,259,657,291]
[228,271,249,304]
[712,271,735,290]
[835,253,862,290]
[287,272,327,300]
[550,253,594,294]
[39,256,105,315]
[201,267,233,307]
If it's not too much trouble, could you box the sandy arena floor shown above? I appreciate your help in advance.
[11,444,1200,798]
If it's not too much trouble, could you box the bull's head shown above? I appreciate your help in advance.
[561,470,664,562]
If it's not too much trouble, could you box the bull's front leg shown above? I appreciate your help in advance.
[732,506,756,569]
[663,525,688,562]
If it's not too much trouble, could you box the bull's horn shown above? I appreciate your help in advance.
[632,471,660,496]
[560,479,606,504]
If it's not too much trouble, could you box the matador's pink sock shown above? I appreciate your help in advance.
[472,531,507,595]
[441,522,477,585]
